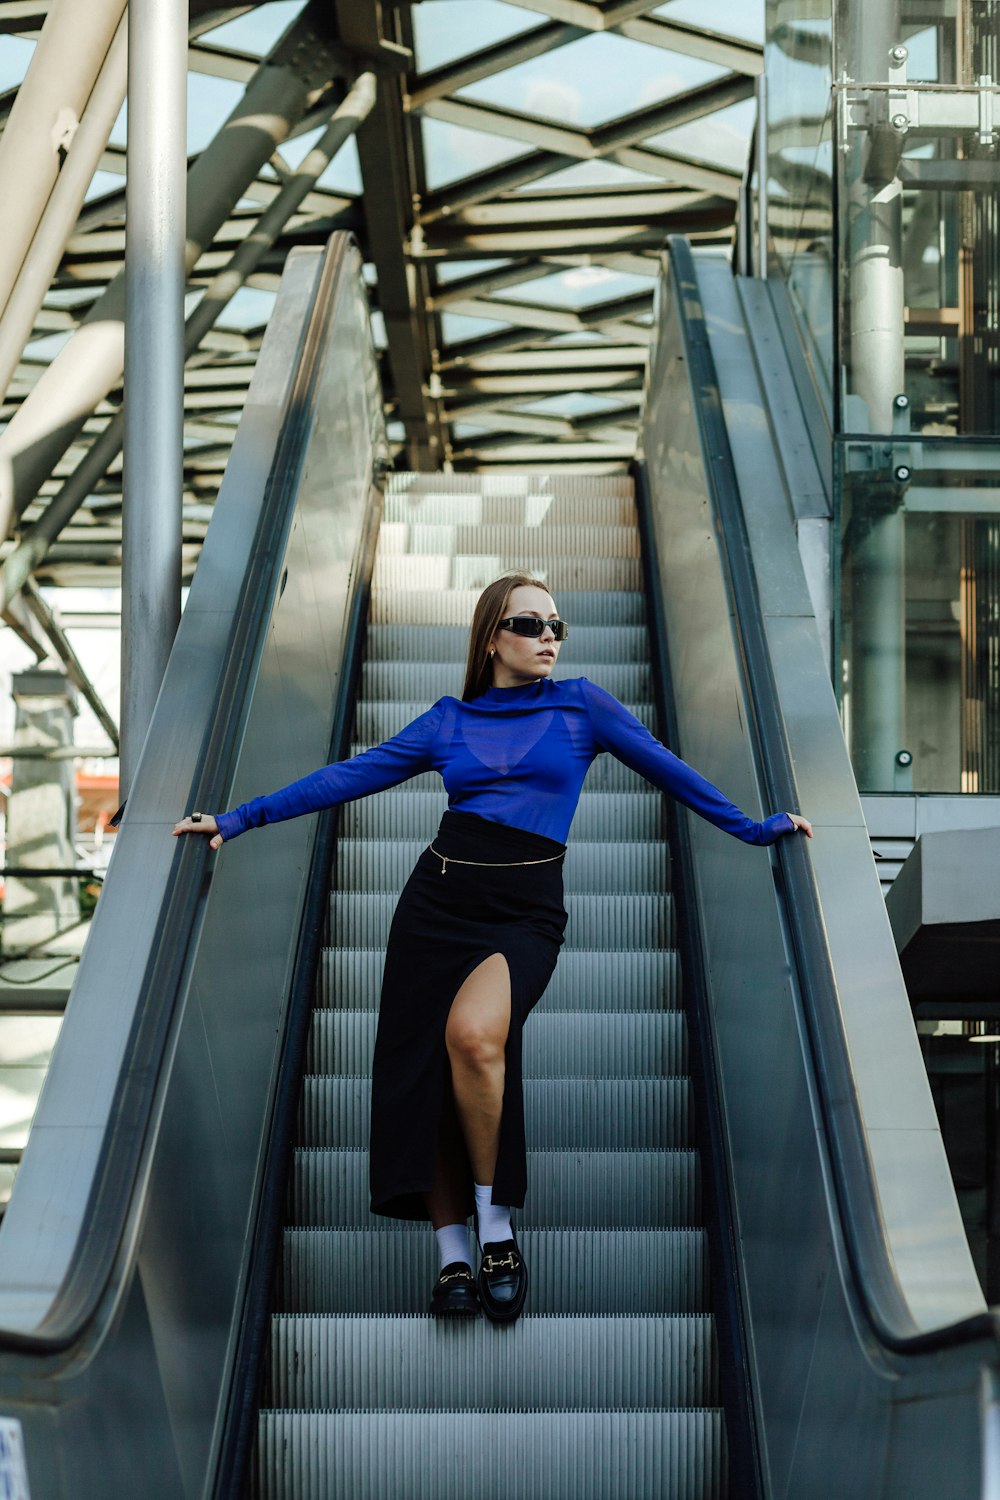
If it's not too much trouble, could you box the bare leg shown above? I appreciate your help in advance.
[444,953,512,1186]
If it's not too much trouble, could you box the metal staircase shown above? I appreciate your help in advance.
[252,472,727,1499]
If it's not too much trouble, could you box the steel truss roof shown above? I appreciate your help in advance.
[0,0,760,587]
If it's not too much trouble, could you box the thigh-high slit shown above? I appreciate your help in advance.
[368,809,568,1221]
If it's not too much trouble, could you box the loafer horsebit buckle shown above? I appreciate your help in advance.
[482,1251,517,1273]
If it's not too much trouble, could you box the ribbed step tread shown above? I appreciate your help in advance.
[332,838,670,892]
[386,472,635,498]
[254,1409,726,1500]
[298,1078,691,1150]
[279,1226,706,1313]
[286,1154,698,1233]
[372,555,644,593]
[365,625,647,663]
[340,791,663,843]
[320,949,681,1011]
[307,1011,686,1078]
[377,523,641,559]
[368,589,645,627]
[329,891,675,951]
[360,661,652,704]
[267,1315,717,1410]
[382,495,637,527]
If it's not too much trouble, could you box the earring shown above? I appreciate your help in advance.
[489,649,495,658]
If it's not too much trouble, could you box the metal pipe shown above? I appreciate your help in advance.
[845,9,906,790]
[0,73,378,614]
[755,74,768,278]
[21,579,119,751]
[119,0,187,796]
[0,0,127,324]
[0,9,336,543]
[0,12,128,403]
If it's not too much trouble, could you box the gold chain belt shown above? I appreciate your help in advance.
[428,841,566,877]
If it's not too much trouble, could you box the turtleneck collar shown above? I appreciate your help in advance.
[478,677,548,702]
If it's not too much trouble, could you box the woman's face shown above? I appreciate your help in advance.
[489,584,562,688]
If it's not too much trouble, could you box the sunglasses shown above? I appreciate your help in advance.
[498,616,569,642]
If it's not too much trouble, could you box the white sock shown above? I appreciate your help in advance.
[474,1181,512,1248]
[434,1222,471,1271]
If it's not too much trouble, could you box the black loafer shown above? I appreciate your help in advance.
[430,1262,479,1318]
[476,1230,528,1324]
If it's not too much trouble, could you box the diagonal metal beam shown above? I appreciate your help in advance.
[333,0,443,468]
[420,151,573,224]
[591,72,754,153]
[486,0,657,30]
[419,95,590,158]
[407,21,581,108]
[417,199,733,257]
[609,145,741,199]
[617,15,762,74]
[417,71,754,193]
[435,183,711,226]
[438,294,648,343]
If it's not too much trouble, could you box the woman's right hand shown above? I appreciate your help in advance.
[173,813,223,850]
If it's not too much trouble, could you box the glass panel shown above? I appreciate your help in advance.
[764,0,835,407]
[835,3,1000,437]
[455,33,726,129]
[837,437,1000,790]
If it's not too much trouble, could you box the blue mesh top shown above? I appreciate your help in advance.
[214,676,795,848]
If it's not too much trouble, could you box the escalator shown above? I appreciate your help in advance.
[253,472,729,1497]
[0,230,997,1500]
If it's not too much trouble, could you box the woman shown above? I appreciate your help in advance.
[174,572,811,1324]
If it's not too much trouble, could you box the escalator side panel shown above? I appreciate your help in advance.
[641,247,990,1500]
[0,237,386,1500]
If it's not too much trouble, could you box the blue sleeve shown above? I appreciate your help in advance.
[580,678,794,846]
[215,699,445,842]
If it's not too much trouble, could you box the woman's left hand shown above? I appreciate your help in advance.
[787,813,813,838]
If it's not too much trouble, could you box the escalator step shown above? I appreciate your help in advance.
[298,1077,692,1150]
[278,1227,706,1314]
[359,659,652,703]
[368,588,646,626]
[255,1409,726,1500]
[386,471,636,498]
[306,1011,687,1077]
[331,837,671,891]
[329,891,675,951]
[320,948,681,1011]
[285,1152,699,1233]
[266,1313,717,1409]
[383,493,637,526]
[372,554,644,593]
[364,623,649,661]
[377,523,641,558]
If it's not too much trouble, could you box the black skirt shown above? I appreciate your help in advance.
[368,808,569,1222]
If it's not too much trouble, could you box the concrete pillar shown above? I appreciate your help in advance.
[2,671,79,954]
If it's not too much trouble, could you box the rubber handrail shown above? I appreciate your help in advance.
[214,487,384,1500]
[666,233,1000,1358]
[633,457,766,1499]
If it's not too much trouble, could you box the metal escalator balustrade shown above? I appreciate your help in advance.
[252,472,730,1499]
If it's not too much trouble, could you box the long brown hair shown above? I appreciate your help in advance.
[461,573,554,702]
